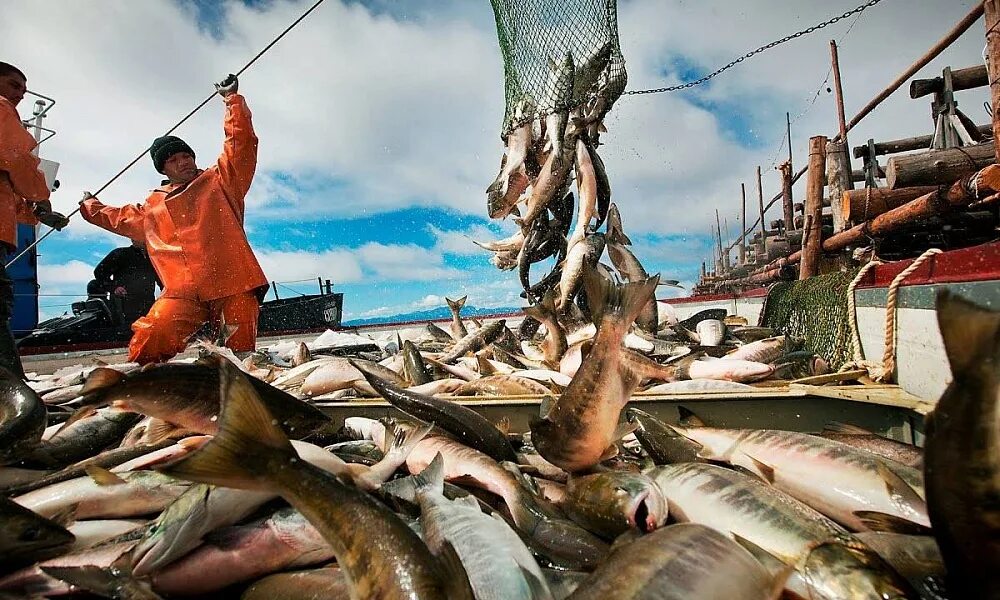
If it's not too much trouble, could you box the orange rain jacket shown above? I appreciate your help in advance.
[0,97,45,251]
[81,94,267,301]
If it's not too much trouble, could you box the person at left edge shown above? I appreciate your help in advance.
[0,61,70,378]
[78,74,267,364]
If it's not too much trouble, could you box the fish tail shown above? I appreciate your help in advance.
[411,452,446,495]
[446,295,467,313]
[583,267,659,331]
[156,361,296,492]
[935,290,1000,373]
[42,558,155,600]
[383,421,433,467]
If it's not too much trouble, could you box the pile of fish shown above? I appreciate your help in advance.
[482,39,636,311]
[0,281,994,598]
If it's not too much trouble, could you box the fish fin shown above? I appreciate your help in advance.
[48,504,78,528]
[731,534,793,595]
[599,444,619,461]
[853,510,933,535]
[743,454,776,484]
[412,452,446,495]
[157,361,296,491]
[501,461,540,495]
[41,561,162,600]
[875,462,925,512]
[437,540,476,600]
[822,421,874,435]
[935,290,1000,374]
[383,421,433,467]
[495,416,511,436]
[476,354,498,376]
[52,405,97,435]
[584,268,660,331]
[538,396,555,418]
[518,565,553,599]
[142,418,180,445]
[80,367,125,396]
[86,465,127,486]
[446,295,468,312]
[677,405,706,427]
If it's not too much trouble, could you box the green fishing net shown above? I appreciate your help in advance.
[759,268,862,370]
[489,0,627,137]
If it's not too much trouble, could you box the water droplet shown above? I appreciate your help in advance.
[210,415,218,422]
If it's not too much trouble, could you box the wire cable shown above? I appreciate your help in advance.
[7,0,328,269]
[624,0,887,96]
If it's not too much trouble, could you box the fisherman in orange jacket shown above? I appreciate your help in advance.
[0,62,70,377]
[79,74,268,364]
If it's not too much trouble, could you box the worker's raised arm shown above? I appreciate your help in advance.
[214,74,258,212]
[0,98,50,204]
[79,192,146,241]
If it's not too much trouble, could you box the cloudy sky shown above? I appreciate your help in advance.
[1,0,988,322]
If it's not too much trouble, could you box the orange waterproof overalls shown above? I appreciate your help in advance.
[0,96,47,378]
[80,94,267,364]
[0,96,45,249]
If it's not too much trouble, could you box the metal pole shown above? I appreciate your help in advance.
[272,281,279,301]
[786,111,793,168]
[739,184,747,265]
[756,166,766,239]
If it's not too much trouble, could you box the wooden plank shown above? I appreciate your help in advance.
[886,142,995,188]
[910,64,988,98]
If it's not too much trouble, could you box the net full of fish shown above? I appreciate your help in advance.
[3,279,994,599]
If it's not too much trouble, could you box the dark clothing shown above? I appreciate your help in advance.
[0,253,24,379]
[94,246,161,325]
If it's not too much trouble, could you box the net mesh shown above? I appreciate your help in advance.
[758,269,861,370]
[490,0,627,138]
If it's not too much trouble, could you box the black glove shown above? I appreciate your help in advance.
[34,205,70,231]
[215,74,238,97]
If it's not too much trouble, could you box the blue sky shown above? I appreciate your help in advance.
[4,0,986,321]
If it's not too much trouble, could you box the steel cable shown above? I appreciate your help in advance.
[7,0,328,269]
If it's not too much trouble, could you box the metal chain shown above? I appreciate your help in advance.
[624,0,885,96]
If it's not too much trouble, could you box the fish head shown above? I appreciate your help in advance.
[802,541,916,600]
[0,498,75,564]
[613,476,668,534]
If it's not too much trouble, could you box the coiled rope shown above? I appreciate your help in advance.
[841,248,942,383]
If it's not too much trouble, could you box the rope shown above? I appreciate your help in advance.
[6,0,329,270]
[840,248,942,383]
[840,259,883,377]
[880,248,942,381]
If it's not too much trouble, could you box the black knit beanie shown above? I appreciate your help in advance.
[150,136,195,174]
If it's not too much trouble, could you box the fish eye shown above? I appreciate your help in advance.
[20,526,41,542]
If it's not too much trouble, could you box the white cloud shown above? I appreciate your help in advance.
[255,248,364,284]
[356,242,464,281]
[38,260,94,286]
[6,0,990,321]
[414,294,444,308]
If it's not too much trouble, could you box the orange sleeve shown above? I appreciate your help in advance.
[80,197,146,241]
[0,100,50,203]
[215,94,258,214]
